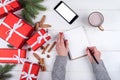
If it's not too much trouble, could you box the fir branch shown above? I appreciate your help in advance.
[22,9,33,24]
[33,3,46,11]
[19,0,47,24]
[31,0,44,3]
[7,44,14,48]
[0,64,15,80]
[0,74,12,80]
[24,4,35,18]
[0,64,15,74]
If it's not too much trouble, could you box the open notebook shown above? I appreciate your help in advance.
[64,27,89,60]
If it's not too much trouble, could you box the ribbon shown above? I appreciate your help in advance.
[14,49,24,64]
[22,63,37,80]
[2,19,28,41]
[0,49,25,64]
[0,0,15,13]
[31,31,49,48]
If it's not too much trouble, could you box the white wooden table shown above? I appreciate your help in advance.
[0,0,120,80]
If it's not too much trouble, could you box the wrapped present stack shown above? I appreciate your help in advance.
[0,0,52,80]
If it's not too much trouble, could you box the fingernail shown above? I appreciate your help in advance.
[60,32,63,35]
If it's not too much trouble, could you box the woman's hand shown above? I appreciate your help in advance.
[56,32,69,56]
[86,46,101,63]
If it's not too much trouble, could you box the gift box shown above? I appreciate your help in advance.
[0,13,33,48]
[0,0,21,18]
[27,29,51,51]
[20,61,40,80]
[0,48,26,64]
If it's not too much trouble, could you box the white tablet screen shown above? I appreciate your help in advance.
[56,3,76,22]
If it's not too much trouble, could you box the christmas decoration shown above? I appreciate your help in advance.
[41,43,50,54]
[27,29,51,51]
[47,41,56,53]
[0,64,16,80]
[0,0,21,18]
[33,53,46,71]
[20,61,40,80]
[34,15,51,31]
[0,48,26,64]
[19,0,47,24]
[0,13,33,48]
[0,0,52,80]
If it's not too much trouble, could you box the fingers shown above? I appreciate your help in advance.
[60,32,64,44]
[65,40,69,49]
[86,47,92,57]
[86,47,93,62]
[56,32,68,49]
[92,47,98,53]
[87,46,97,54]
[86,47,90,56]
[97,50,101,55]
[57,32,64,44]
[57,32,61,44]
[86,47,97,60]
[86,46,101,63]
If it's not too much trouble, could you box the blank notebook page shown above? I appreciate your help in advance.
[64,27,89,59]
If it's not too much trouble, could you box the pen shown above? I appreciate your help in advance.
[88,48,99,64]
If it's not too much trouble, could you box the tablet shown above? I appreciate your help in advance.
[54,1,78,24]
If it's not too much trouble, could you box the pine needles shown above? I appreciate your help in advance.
[0,64,16,80]
[19,0,47,24]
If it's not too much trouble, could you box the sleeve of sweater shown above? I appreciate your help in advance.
[92,60,111,80]
[52,56,68,80]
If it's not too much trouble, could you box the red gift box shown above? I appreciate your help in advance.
[27,29,51,51]
[20,62,40,80]
[0,0,21,18]
[0,48,26,64]
[0,13,33,48]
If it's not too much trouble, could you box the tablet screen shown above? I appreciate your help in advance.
[55,3,76,22]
